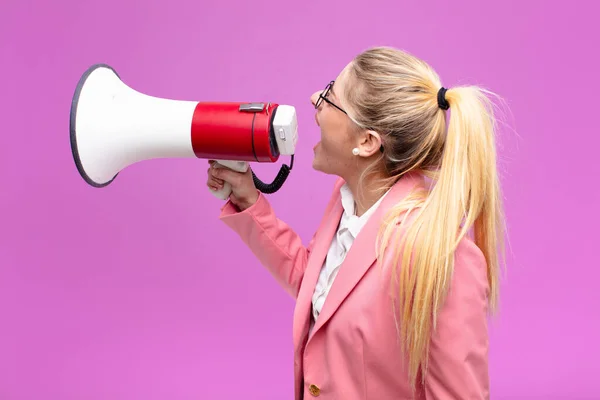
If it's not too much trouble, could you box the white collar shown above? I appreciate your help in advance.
[339,183,389,237]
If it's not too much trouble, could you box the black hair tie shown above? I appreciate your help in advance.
[437,87,450,110]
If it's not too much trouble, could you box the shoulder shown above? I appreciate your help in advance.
[452,235,490,298]
[380,210,489,296]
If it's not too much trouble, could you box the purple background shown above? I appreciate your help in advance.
[1,0,599,398]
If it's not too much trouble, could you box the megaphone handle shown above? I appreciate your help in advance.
[210,160,249,200]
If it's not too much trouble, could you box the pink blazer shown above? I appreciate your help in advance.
[219,172,490,399]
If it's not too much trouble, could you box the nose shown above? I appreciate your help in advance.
[310,91,321,127]
[310,90,321,108]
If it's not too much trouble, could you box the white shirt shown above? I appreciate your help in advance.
[310,184,389,330]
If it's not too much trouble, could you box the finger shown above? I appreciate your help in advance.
[212,167,241,184]
[207,168,225,184]
[208,167,221,179]
[208,176,225,187]
[207,176,227,190]
[210,162,232,176]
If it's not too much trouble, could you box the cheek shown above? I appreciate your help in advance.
[320,115,346,147]
[316,110,355,163]
[320,130,341,151]
[320,132,353,167]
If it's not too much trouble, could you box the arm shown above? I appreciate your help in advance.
[424,238,491,399]
[219,192,317,299]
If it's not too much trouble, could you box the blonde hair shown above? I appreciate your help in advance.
[343,47,506,389]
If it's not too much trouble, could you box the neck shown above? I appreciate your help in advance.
[343,170,391,217]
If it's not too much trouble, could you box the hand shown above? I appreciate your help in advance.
[207,160,259,211]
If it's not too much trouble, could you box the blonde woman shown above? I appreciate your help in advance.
[207,46,505,400]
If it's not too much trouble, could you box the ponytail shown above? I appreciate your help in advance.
[377,85,506,389]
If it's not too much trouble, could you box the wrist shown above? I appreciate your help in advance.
[237,190,260,211]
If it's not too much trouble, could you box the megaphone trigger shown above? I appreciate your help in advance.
[69,63,299,196]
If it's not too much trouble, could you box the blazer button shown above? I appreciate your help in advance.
[308,384,320,396]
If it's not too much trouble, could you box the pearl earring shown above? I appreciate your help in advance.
[352,148,360,156]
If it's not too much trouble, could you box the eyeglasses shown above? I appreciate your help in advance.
[315,80,384,153]
[315,80,347,115]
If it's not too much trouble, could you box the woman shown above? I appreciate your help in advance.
[206,46,505,400]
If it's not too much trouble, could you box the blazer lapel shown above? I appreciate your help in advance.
[308,172,424,340]
[292,188,344,348]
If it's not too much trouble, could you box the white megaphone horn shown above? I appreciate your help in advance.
[69,64,298,199]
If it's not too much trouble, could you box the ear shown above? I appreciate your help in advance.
[357,130,383,157]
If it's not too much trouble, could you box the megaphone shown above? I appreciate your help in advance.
[69,64,298,199]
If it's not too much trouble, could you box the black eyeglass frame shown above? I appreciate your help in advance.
[315,81,347,115]
[315,80,384,153]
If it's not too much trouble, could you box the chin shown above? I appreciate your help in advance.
[311,157,325,173]
[311,159,321,172]
[312,161,334,176]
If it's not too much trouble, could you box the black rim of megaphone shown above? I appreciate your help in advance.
[70,63,120,188]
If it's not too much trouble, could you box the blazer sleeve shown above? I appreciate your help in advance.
[424,238,491,400]
[218,192,317,299]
